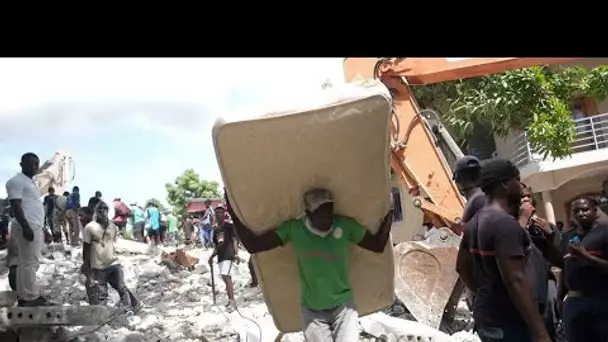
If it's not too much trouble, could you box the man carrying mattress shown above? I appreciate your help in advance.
[226,188,393,342]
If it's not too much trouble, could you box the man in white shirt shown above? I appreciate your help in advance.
[5,153,52,306]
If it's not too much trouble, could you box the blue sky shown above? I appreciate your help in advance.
[0,58,346,206]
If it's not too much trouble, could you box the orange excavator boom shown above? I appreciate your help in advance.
[344,58,581,329]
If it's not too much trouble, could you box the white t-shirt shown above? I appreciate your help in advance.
[5,173,44,229]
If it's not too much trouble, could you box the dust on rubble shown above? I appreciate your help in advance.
[0,240,480,342]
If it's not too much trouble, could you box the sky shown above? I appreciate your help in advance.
[0,58,346,206]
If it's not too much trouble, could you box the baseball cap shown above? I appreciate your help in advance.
[303,188,333,212]
[452,155,481,180]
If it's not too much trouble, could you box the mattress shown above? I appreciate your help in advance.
[213,80,395,333]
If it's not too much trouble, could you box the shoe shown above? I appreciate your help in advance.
[18,296,55,307]
[132,301,144,314]
[225,300,236,309]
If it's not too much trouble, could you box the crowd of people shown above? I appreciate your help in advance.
[5,150,608,342]
[454,155,608,342]
[1,152,257,316]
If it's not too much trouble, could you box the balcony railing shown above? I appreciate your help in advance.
[495,112,608,168]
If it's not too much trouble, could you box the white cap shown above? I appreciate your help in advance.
[303,188,333,212]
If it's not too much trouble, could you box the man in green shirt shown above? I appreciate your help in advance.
[166,212,179,245]
[227,188,392,342]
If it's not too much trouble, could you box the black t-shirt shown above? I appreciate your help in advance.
[562,220,608,295]
[213,222,236,262]
[88,197,101,210]
[462,189,486,223]
[462,206,532,328]
[43,194,57,213]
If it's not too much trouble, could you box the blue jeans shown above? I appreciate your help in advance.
[477,325,534,342]
[201,225,213,245]
[563,295,608,342]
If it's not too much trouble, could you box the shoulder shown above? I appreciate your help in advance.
[277,219,302,230]
[83,221,98,232]
[335,215,364,228]
[479,208,520,234]
[6,175,24,187]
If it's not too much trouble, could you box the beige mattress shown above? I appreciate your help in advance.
[212,80,395,333]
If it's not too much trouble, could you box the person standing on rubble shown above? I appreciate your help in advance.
[88,191,103,210]
[81,201,142,314]
[145,202,161,245]
[66,186,81,246]
[5,153,54,306]
[130,202,146,242]
[558,197,608,342]
[201,199,215,248]
[227,188,393,341]
[208,205,238,308]
[452,155,484,323]
[43,186,58,242]
[166,211,179,245]
[54,191,69,244]
[456,159,551,342]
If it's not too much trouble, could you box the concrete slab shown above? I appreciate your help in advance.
[5,305,116,327]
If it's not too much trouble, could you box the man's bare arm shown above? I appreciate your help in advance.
[497,257,549,339]
[230,212,282,254]
[456,242,478,292]
[358,211,393,253]
[9,199,30,232]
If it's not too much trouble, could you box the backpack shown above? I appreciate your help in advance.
[116,203,132,217]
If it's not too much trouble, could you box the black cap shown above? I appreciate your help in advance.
[479,158,520,191]
[452,155,481,180]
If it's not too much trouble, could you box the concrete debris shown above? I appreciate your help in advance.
[0,240,480,341]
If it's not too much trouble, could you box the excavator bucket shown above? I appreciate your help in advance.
[393,227,462,330]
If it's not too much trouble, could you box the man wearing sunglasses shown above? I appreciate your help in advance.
[81,201,142,315]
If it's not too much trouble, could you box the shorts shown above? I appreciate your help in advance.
[218,260,233,276]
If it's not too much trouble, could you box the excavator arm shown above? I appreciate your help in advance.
[344,58,579,330]
[345,57,578,233]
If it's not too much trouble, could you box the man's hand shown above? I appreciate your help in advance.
[223,190,232,212]
[383,210,394,227]
[208,256,214,265]
[518,202,535,227]
[568,243,591,260]
[22,226,34,242]
[530,216,553,235]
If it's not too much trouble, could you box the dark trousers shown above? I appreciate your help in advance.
[0,224,8,244]
[563,295,608,342]
[477,325,534,342]
[8,265,16,291]
[248,257,258,285]
[148,229,160,245]
[87,264,139,310]
[133,222,145,242]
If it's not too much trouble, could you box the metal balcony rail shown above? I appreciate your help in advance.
[495,112,608,168]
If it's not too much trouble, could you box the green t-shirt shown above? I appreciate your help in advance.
[167,214,179,233]
[276,215,367,310]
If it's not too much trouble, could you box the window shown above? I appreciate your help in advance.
[391,186,404,222]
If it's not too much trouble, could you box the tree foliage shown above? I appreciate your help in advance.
[412,65,608,159]
[165,168,221,217]
[145,198,167,212]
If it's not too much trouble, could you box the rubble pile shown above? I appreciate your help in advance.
[0,241,480,342]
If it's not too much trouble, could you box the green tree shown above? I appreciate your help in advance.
[412,65,608,159]
[145,198,168,212]
[165,168,221,216]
